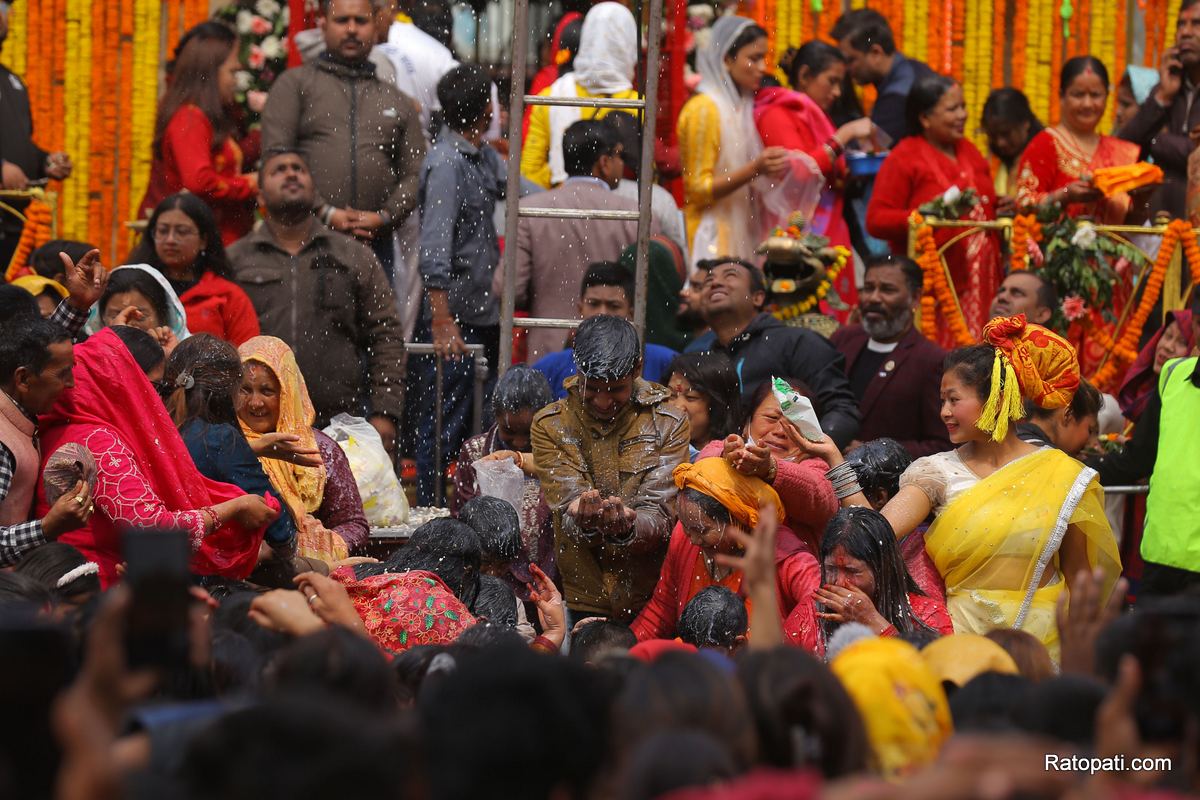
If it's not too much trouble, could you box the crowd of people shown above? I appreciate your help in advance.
[3,0,1200,796]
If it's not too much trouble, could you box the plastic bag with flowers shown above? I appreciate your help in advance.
[214,0,291,121]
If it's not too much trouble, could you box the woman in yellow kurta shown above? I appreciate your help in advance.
[521,2,641,189]
[795,316,1121,659]
[677,16,788,266]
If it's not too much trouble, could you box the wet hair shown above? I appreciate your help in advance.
[128,192,234,279]
[1023,378,1102,422]
[572,314,641,381]
[678,586,747,650]
[949,672,1032,732]
[458,495,521,564]
[844,438,912,503]
[780,41,846,90]
[623,731,738,800]
[99,268,171,326]
[0,285,40,324]
[0,317,71,386]
[155,21,237,157]
[491,363,553,417]
[1060,55,1110,95]
[30,240,95,280]
[14,543,99,605]
[679,486,732,527]
[562,119,620,178]
[162,333,243,429]
[615,651,757,770]
[737,647,870,776]
[740,377,817,433]
[471,575,519,626]
[570,619,636,662]
[980,88,1044,158]
[840,15,896,55]
[1013,675,1107,747]
[419,646,613,800]
[0,573,53,609]
[944,344,997,402]
[819,508,933,643]
[180,695,419,800]
[724,23,768,60]
[864,254,923,296]
[268,626,400,712]
[580,261,635,305]
[436,64,492,132]
[110,325,166,377]
[666,352,742,442]
[379,518,483,609]
[905,74,957,138]
[456,621,528,650]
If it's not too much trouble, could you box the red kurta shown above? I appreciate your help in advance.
[179,271,261,346]
[867,136,1002,343]
[139,105,258,245]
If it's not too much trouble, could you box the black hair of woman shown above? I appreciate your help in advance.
[110,325,166,377]
[458,495,521,564]
[162,333,243,429]
[905,74,957,139]
[1060,55,1110,95]
[380,518,483,609]
[668,351,742,442]
[725,23,769,59]
[844,438,913,508]
[981,87,1044,161]
[14,542,100,605]
[99,268,171,326]
[780,40,846,92]
[129,192,235,280]
[491,363,554,418]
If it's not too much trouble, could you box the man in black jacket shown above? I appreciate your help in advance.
[699,259,861,449]
[0,0,73,267]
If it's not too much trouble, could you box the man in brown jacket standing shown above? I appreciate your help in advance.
[261,0,425,282]
[531,315,689,623]
[229,149,406,455]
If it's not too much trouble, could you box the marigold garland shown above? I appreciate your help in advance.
[4,199,53,281]
[773,247,850,319]
[1009,214,1042,272]
[911,213,975,346]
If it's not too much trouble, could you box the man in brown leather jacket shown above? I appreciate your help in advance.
[531,315,689,623]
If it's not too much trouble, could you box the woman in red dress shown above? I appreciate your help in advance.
[867,75,1000,343]
[1014,57,1140,225]
[1014,56,1141,373]
[755,41,875,318]
[138,22,258,245]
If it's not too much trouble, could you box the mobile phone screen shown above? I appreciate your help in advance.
[124,529,191,672]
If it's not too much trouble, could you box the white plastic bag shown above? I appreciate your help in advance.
[472,457,525,514]
[323,413,409,526]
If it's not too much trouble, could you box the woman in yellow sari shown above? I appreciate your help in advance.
[797,316,1121,658]
[237,336,368,565]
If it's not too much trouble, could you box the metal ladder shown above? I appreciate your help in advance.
[497,0,666,371]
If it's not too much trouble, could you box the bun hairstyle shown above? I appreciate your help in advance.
[946,314,1081,441]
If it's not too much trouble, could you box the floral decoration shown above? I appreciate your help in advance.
[214,0,291,121]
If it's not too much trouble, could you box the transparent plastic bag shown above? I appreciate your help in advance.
[472,457,525,514]
[759,151,824,235]
[323,413,409,526]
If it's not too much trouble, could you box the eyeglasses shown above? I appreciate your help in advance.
[154,224,200,241]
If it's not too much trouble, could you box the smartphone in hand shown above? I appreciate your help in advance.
[123,528,190,673]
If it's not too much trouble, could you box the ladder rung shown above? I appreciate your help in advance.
[518,207,641,221]
[523,95,646,110]
[513,317,582,330]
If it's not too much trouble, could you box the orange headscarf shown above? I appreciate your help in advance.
[976,314,1081,441]
[673,457,785,530]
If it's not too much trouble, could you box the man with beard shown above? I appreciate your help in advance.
[1117,0,1200,216]
[228,149,406,456]
[830,255,951,457]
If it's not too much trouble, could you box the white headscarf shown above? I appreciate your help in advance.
[84,264,192,340]
[573,2,637,94]
[546,2,638,184]
[696,15,763,172]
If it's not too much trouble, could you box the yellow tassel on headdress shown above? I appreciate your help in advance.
[976,353,1025,442]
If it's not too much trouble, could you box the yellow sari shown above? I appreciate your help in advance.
[924,448,1120,659]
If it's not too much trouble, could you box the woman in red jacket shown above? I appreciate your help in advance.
[129,192,260,345]
[630,457,820,642]
[866,75,1000,344]
[755,41,874,316]
[138,22,258,245]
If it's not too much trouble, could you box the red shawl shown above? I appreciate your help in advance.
[1118,310,1195,422]
[37,328,274,584]
[332,568,476,654]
